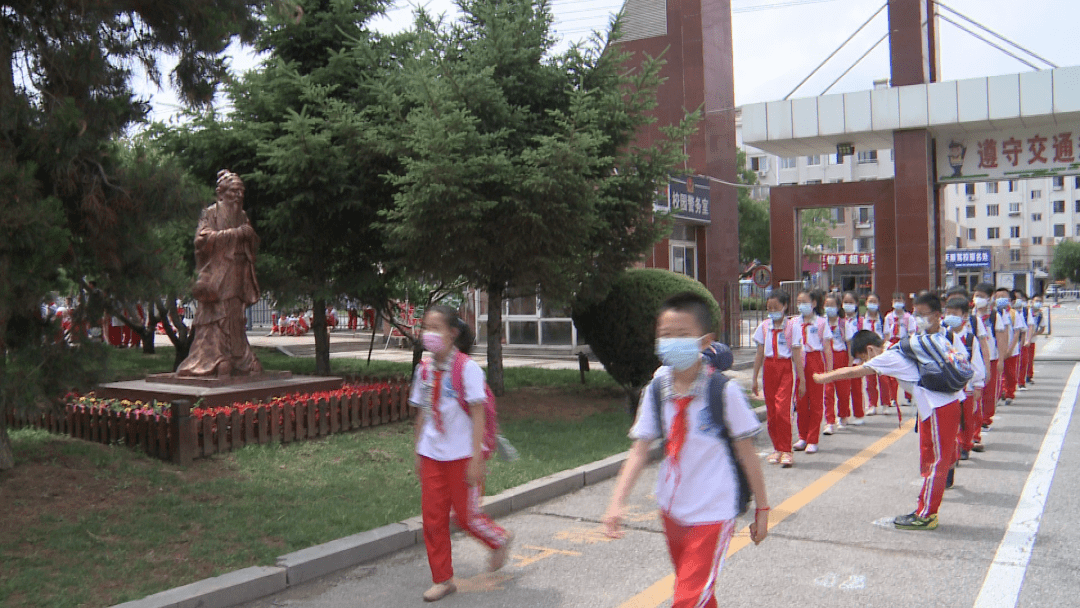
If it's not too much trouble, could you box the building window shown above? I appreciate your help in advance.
[749,156,769,172]
[1010,249,1022,262]
[987,227,1000,239]
[1008,180,1018,192]
[1033,259,1044,269]
[1032,213,1043,221]
[1075,176,1080,189]
[828,154,843,165]
[1053,176,1065,190]
[671,243,697,279]
[806,155,821,166]
[956,237,962,248]
[1053,200,1066,213]
[1033,236,1043,245]
[1076,224,1080,237]
[1075,200,1080,213]
[1010,226,1021,238]
[964,183,976,196]
[1054,224,1066,237]
[857,150,878,164]
[966,205,976,218]
[968,228,977,241]
[832,207,845,223]
[855,237,874,252]
[856,206,872,225]
[1032,189,1043,199]
[780,157,797,169]
[987,204,999,216]
[1008,202,1021,215]
[832,237,846,252]
[986,182,999,194]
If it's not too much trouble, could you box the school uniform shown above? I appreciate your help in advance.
[631,366,762,608]
[752,318,802,453]
[882,310,917,405]
[843,316,867,420]
[825,317,852,424]
[1025,308,1044,382]
[794,315,832,445]
[948,319,986,454]
[863,342,964,519]
[978,309,1006,431]
[409,353,509,584]
[857,314,887,410]
[1001,308,1025,400]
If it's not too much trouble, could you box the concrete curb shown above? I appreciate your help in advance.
[111,408,766,607]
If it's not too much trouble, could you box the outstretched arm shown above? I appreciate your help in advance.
[814,364,877,384]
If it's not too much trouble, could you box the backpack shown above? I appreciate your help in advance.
[649,371,752,516]
[898,333,974,394]
[420,351,506,460]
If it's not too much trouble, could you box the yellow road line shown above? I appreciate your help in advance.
[618,419,916,608]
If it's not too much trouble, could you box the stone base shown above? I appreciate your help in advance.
[146,371,293,387]
[97,375,344,409]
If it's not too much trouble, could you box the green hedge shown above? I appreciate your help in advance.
[572,269,722,401]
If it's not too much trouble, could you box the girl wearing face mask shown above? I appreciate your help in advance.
[410,306,513,602]
[792,289,832,454]
[858,293,887,415]
[943,297,985,462]
[882,292,916,409]
[1012,290,1030,391]
[823,294,851,434]
[752,291,803,467]
[972,283,1006,443]
[840,291,867,425]
[1025,295,1045,384]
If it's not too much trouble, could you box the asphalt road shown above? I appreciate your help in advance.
[237,308,1080,608]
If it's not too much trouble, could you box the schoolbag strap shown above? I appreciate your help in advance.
[708,372,731,440]
[451,350,469,411]
[650,378,665,443]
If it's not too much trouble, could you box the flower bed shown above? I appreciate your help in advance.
[7,375,413,464]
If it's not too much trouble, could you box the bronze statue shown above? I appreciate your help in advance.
[177,170,264,377]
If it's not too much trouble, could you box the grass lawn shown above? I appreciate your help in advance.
[0,381,632,608]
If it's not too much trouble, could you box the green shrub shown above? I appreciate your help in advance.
[572,269,722,410]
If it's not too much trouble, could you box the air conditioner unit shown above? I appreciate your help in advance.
[757,170,768,178]
[1055,237,1065,244]
[967,195,977,201]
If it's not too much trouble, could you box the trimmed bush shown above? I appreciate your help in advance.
[572,269,722,411]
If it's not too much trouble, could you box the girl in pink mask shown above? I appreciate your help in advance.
[410,306,513,602]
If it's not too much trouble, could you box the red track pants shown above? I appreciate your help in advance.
[662,513,737,608]
[916,400,961,518]
[1002,354,1020,400]
[981,360,1000,432]
[957,391,979,453]
[825,350,851,423]
[795,351,825,444]
[420,456,508,583]
[1025,342,1036,381]
[762,357,794,453]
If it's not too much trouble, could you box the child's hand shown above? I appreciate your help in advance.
[813,372,826,384]
[797,380,807,398]
[467,456,485,486]
[602,503,624,539]
[750,509,769,545]
[751,378,760,397]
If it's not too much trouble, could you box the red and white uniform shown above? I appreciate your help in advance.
[409,353,509,584]
[631,366,761,608]
[856,314,887,409]
[949,318,985,453]
[1001,308,1026,400]
[1025,308,1044,382]
[794,315,832,445]
[825,317,853,423]
[864,345,963,518]
[753,318,802,453]
[978,308,1007,432]
[882,310,916,405]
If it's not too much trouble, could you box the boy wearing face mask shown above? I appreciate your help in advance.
[995,288,1025,405]
[973,283,1006,441]
[943,297,985,462]
[883,293,917,408]
[1025,295,1046,384]
[604,292,770,608]
[814,293,964,531]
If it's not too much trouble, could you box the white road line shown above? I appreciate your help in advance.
[1038,338,1064,356]
[973,363,1080,608]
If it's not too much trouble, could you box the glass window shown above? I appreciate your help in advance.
[1054,224,1066,237]
[1032,190,1043,199]
[968,228,976,241]
[540,321,573,346]
[507,321,538,344]
[806,155,821,166]
[1033,236,1043,245]
[987,227,1000,239]
[1008,202,1021,214]
[987,204,999,216]
[965,183,976,195]
[832,237,845,252]
[506,294,538,315]
[857,206,872,224]
[1009,249,1021,262]
[1032,213,1043,221]
[780,157,798,169]
[1008,180,1018,192]
[857,150,878,164]
[1053,200,1066,213]
[671,244,696,279]
[986,182,999,194]
[832,207,846,223]
[1053,176,1065,190]
[1010,226,1020,238]
[966,205,976,218]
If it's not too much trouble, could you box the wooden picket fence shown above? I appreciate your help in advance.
[5,375,412,465]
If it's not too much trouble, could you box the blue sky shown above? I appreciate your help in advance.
[140,0,1079,124]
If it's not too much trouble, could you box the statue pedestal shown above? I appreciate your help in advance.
[97,373,344,409]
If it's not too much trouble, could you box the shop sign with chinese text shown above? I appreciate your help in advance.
[659,175,711,224]
[944,248,991,269]
[820,252,874,269]
[937,125,1080,183]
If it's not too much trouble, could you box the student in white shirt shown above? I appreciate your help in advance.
[751,290,803,467]
[792,289,832,454]
[973,282,1007,439]
[994,287,1025,404]
[859,293,887,415]
[814,292,963,531]
[605,292,769,608]
[840,291,867,424]
[1025,294,1046,384]
[943,296,985,462]
[882,292,917,408]
[823,293,853,434]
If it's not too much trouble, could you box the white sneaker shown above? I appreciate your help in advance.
[805,443,819,454]
[837,419,848,430]
[850,417,866,426]
[822,424,835,436]
[793,439,808,451]
[867,406,877,416]
[1018,386,1029,391]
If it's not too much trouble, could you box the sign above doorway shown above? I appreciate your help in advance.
[938,125,1080,183]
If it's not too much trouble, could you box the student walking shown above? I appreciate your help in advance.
[883,293,916,408]
[840,292,867,425]
[823,293,852,434]
[792,290,832,453]
[1025,295,1046,383]
[943,296,985,462]
[410,306,512,602]
[971,283,1006,444]
[752,290,803,467]
[605,292,769,608]
[995,287,1025,405]
[815,293,965,531]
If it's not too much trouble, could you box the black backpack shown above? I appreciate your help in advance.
[649,372,752,516]
[898,333,974,394]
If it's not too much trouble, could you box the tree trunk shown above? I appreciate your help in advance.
[157,300,194,371]
[0,421,13,471]
[140,306,158,354]
[312,298,331,376]
[486,283,505,396]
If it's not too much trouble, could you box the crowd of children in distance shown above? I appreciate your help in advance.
[405,287,1044,605]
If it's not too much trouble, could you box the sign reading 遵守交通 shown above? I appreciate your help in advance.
[937,126,1080,183]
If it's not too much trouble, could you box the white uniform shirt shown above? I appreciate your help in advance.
[752,318,802,358]
[827,318,848,352]
[949,322,986,390]
[1028,309,1045,340]
[863,346,966,420]
[630,367,762,525]
[798,315,833,353]
[1007,309,1027,356]
[978,310,1009,361]
[409,354,487,461]
[859,314,885,338]
[884,311,916,341]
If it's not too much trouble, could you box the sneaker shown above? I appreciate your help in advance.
[1027,378,1034,384]
[423,581,458,602]
[972,442,985,453]
[1005,398,1013,405]
[894,512,938,530]
[850,417,866,426]
[836,420,847,431]
[1019,386,1028,391]
[867,406,877,416]
[822,424,835,436]
[805,443,819,454]
[946,467,955,489]
[767,452,781,464]
[959,449,970,461]
[780,452,794,467]
[489,532,514,572]
[793,439,808,451]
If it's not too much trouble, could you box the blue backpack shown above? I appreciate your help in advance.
[898,333,974,394]
[649,371,752,516]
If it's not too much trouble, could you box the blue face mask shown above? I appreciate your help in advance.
[892,301,905,311]
[768,311,785,322]
[996,297,1010,309]
[656,337,704,371]
[943,315,962,329]
[843,303,857,314]
[798,303,814,317]
[1033,302,1043,310]
[825,306,838,317]
[867,303,879,312]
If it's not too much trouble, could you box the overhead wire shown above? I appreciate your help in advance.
[936,13,1041,71]
[934,1,1057,68]
[819,32,888,95]
[783,2,885,99]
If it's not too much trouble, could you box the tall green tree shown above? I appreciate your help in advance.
[1050,240,1080,284]
[737,148,770,264]
[0,0,271,469]
[380,0,695,394]
[156,0,402,376]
